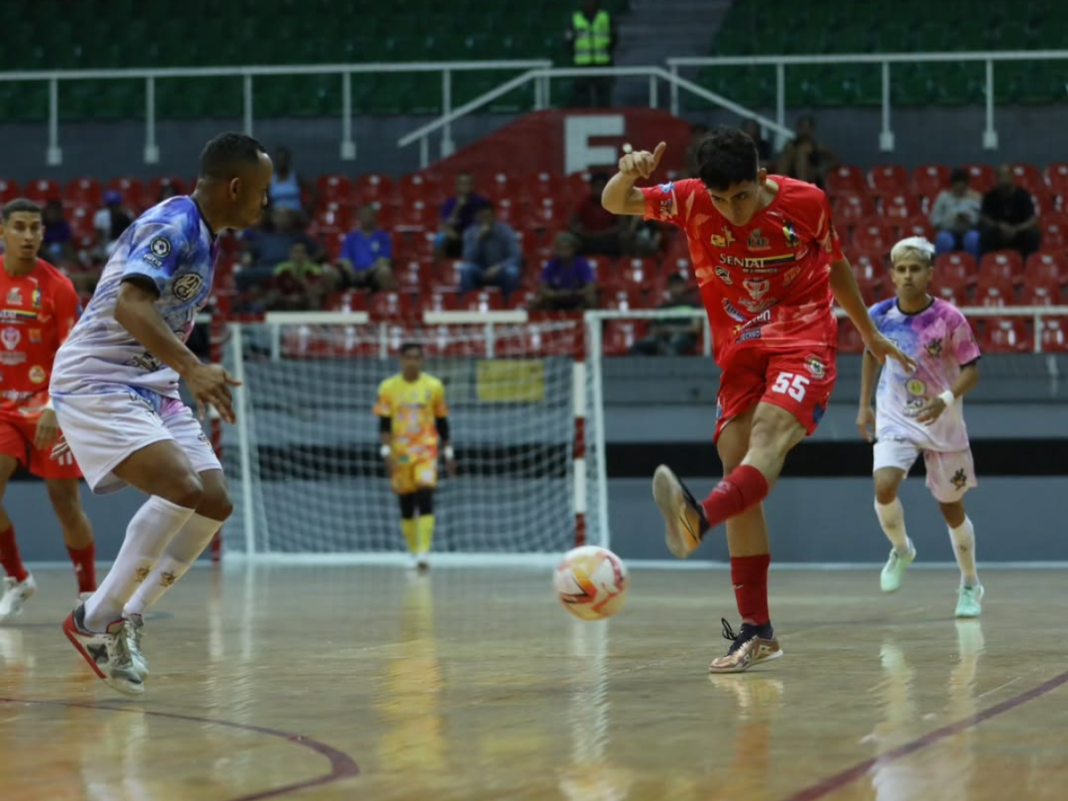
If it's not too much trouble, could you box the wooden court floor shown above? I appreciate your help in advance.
[1,564,1066,801]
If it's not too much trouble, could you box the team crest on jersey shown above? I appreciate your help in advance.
[28,365,45,384]
[1,327,19,350]
[743,278,770,301]
[28,328,41,343]
[31,288,41,308]
[6,288,21,306]
[714,264,733,285]
[711,227,736,248]
[173,274,203,302]
[804,355,825,379]
[906,378,926,396]
[925,338,943,357]
[747,228,770,250]
[782,221,800,248]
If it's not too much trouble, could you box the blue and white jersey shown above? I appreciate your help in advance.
[51,196,218,400]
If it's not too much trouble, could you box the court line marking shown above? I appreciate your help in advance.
[780,669,1068,801]
[0,696,360,801]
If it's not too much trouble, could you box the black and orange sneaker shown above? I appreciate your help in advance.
[651,464,709,558]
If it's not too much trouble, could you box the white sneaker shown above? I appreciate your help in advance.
[62,605,144,695]
[124,613,149,676]
[879,541,916,593]
[0,574,36,620]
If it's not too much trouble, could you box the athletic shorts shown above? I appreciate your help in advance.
[391,457,437,495]
[0,413,82,480]
[714,345,837,443]
[873,437,977,503]
[53,391,221,495]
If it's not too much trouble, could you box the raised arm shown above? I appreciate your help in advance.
[829,259,917,372]
[601,142,666,216]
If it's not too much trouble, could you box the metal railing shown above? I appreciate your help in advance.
[397,65,796,169]
[0,61,551,166]
[667,50,1068,152]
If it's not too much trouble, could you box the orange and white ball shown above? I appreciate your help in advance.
[554,546,629,620]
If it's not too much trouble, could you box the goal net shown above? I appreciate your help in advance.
[221,310,605,559]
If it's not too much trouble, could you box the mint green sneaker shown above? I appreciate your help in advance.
[879,541,916,593]
[955,584,984,618]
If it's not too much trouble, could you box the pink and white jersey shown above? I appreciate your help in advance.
[870,297,981,452]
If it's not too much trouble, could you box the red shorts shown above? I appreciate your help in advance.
[714,345,837,443]
[0,414,82,480]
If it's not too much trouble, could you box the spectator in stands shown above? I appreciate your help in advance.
[269,145,314,214]
[775,114,837,188]
[339,204,394,291]
[626,216,664,258]
[565,0,617,108]
[685,124,710,178]
[93,190,134,257]
[239,207,323,294]
[630,273,701,356]
[979,164,1041,258]
[265,242,333,311]
[741,118,772,168]
[532,232,597,311]
[459,202,521,299]
[571,172,628,256]
[41,199,75,266]
[930,168,982,259]
[436,172,487,259]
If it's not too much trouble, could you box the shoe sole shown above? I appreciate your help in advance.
[62,613,144,695]
[652,465,700,559]
[709,647,785,675]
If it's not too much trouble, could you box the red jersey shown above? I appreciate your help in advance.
[0,257,80,420]
[641,176,844,364]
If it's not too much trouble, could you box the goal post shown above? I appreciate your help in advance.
[220,309,603,561]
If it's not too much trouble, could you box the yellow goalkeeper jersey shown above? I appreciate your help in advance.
[374,373,449,461]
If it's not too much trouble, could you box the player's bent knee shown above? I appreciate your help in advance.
[163,472,205,510]
[198,490,233,522]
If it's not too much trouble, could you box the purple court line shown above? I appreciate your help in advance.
[780,669,1068,801]
[0,696,360,801]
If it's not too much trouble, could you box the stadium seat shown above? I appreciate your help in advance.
[461,289,504,312]
[395,199,435,232]
[895,216,934,241]
[317,174,353,205]
[602,287,643,311]
[832,192,876,225]
[934,283,966,306]
[435,261,463,292]
[935,251,978,281]
[355,174,392,204]
[851,222,894,253]
[981,317,1032,353]
[1025,251,1068,285]
[603,320,647,356]
[849,252,884,280]
[837,321,865,354]
[0,179,18,204]
[314,202,351,231]
[1021,282,1062,306]
[323,230,347,262]
[325,290,368,313]
[978,251,1024,284]
[825,165,866,195]
[974,276,1015,307]
[107,177,144,208]
[65,177,103,206]
[962,164,997,193]
[1041,218,1066,249]
[23,179,60,203]
[1044,163,1068,199]
[1011,163,1044,195]
[508,289,539,310]
[911,164,950,200]
[369,291,411,321]
[1039,318,1068,352]
[878,194,921,220]
[397,173,440,206]
[420,291,459,313]
[855,276,883,306]
[868,165,909,195]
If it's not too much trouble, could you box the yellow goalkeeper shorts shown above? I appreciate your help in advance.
[392,458,438,495]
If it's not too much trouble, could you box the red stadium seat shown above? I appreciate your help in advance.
[419,291,459,313]
[397,173,441,206]
[978,251,1023,284]
[934,269,973,301]
[878,194,921,220]
[324,290,368,313]
[147,176,185,203]
[1025,251,1068,285]
[855,276,884,306]
[602,287,643,311]
[974,276,1015,307]
[911,164,950,200]
[825,165,866,195]
[355,173,392,203]
[1041,218,1066,250]
[849,252,884,281]
[313,202,351,231]
[603,320,648,356]
[509,288,539,310]
[0,179,18,204]
[323,230,347,261]
[1039,318,1068,352]
[851,222,894,253]
[962,164,996,193]
[316,174,353,204]
[107,177,145,208]
[981,317,1032,353]
[65,177,103,207]
[434,261,463,292]
[934,282,966,306]
[934,252,977,282]
[23,179,60,203]
[868,165,909,196]
[462,289,504,312]
[369,291,411,321]
[68,204,95,239]
[1021,282,1062,307]
[530,196,564,227]
[1011,163,1044,195]
[395,199,435,232]
[395,259,434,293]
[1044,163,1068,199]
[1031,187,1058,216]
[494,197,519,225]
[895,215,933,241]
[832,192,876,224]
[616,258,658,292]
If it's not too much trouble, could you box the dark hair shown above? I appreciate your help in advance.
[1,198,42,221]
[695,126,760,191]
[950,168,969,185]
[399,342,423,356]
[199,132,267,179]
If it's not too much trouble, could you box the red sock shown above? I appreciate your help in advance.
[731,553,771,626]
[700,464,770,529]
[67,543,97,593]
[0,526,28,583]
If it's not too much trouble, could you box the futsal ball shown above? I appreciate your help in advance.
[554,545,629,620]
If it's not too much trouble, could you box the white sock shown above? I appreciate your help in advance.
[875,498,911,555]
[949,516,978,586]
[124,514,223,617]
[83,496,196,631]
